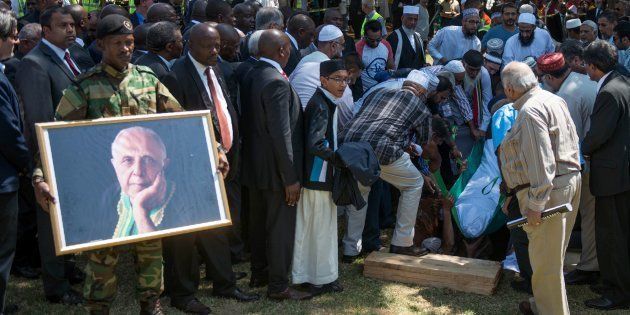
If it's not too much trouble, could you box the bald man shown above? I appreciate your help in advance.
[242,29,310,300]
[161,24,259,314]
[146,2,180,25]
[284,13,315,75]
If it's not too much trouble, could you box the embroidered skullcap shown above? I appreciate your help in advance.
[537,52,565,73]
[582,20,598,31]
[518,13,536,25]
[444,60,465,73]
[462,8,479,19]
[486,38,504,54]
[318,24,343,42]
[405,69,440,92]
[519,4,534,14]
[522,55,537,69]
[403,5,420,15]
[484,51,503,65]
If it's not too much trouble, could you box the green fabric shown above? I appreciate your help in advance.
[361,11,383,37]
[434,140,507,236]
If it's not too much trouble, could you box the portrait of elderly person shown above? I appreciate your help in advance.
[498,62,581,315]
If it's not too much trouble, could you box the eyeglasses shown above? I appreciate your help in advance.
[326,76,351,84]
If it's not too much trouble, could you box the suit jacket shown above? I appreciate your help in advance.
[241,60,304,191]
[161,55,240,180]
[1,57,20,87]
[16,42,93,155]
[234,56,257,120]
[136,51,171,79]
[87,40,102,64]
[131,50,148,64]
[284,39,301,76]
[0,70,30,193]
[582,71,630,196]
[217,58,239,115]
[239,34,251,61]
[69,43,96,71]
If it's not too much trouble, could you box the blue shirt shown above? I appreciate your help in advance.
[491,103,517,152]
[481,25,518,49]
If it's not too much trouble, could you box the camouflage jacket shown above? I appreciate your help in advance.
[55,62,182,120]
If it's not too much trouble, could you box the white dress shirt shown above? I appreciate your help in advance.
[502,27,556,64]
[596,71,612,92]
[188,53,233,140]
[42,39,81,75]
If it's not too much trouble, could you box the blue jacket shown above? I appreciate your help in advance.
[0,69,30,193]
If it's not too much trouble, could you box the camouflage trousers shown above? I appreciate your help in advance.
[83,240,163,312]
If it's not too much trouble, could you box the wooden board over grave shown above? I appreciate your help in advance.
[363,252,502,295]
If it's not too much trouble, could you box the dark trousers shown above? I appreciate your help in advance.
[362,179,393,252]
[507,196,533,285]
[595,190,630,304]
[0,191,18,313]
[225,177,245,259]
[36,205,72,297]
[14,176,39,269]
[248,188,295,293]
[163,228,236,305]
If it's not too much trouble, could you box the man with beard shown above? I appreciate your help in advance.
[386,6,426,70]
[580,20,599,46]
[233,3,254,36]
[289,25,350,107]
[502,13,555,64]
[428,8,481,65]
[355,20,395,91]
[481,2,518,52]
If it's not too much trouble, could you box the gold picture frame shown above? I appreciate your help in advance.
[35,110,231,255]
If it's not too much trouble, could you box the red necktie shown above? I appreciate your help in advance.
[64,51,80,77]
[205,67,232,152]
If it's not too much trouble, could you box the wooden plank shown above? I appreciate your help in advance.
[363,252,501,296]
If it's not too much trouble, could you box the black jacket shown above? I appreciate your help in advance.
[0,70,30,193]
[241,60,304,191]
[332,141,380,208]
[582,71,630,197]
[234,56,257,118]
[284,38,301,76]
[303,88,342,191]
[16,41,94,154]
[161,55,240,180]
[135,51,171,80]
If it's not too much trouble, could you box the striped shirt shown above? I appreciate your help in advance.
[498,87,581,211]
[341,88,432,165]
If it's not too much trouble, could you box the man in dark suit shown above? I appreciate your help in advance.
[136,21,182,79]
[131,21,151,64]
[284,13,314,76]
[161,24,259,314]
[239,7,284,61]
[582,40,630,311]
[0,11,30,314]
[241,29,310,300]
[182,0,206,35]
[15,6,93,305]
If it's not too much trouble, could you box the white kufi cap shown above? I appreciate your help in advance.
[444,60,465,73]
[566,18,581,29]
[318,24,343,42]
[518,12,536,25]
[403,5,420,15]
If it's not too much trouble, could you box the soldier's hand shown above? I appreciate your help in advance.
[285,182,301,207]
[217,151,229,179]
[34,181,56,212]
[526,208,542,227]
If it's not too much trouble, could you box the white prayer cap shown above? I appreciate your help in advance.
[484,52,503,65]
[444,60,465,73]
[582,20,598,31]
[403,5,420,15]
[318,24,343,42]
[518,13,536,25]
[405,70,439,91]
[566,18,581,29]
[486,38,504,54]
[519,4,534,14]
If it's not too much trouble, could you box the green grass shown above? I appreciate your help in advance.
[6,250,629,314]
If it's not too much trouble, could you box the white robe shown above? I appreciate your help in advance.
[428,26,481,64]
[502,28,556,64]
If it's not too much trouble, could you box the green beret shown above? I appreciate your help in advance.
[97,15,134,39]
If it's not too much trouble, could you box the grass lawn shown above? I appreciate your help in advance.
[5,249,628,314]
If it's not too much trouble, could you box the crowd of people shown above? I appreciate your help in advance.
[0,0,629,314]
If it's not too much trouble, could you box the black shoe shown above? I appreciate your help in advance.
[46,289,83,305]
[172,297,210,314]
[310,280,344,296]
[11,265,40,279]
[214,288,260,302]
[342,255,359,264]
[389,245,429,257]
[68,267,85,285]
[140,299,164,315]
[510,279,533,294]
[518,301,534,315]
[584,296,630,310]
[564,269,599,285]
[234,271,247,280]
[249,276,268,288]
[3,303,19,314]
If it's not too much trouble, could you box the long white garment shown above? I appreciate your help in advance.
[502,27,556,64]
[427,26,481,63]
[292,189,339,285]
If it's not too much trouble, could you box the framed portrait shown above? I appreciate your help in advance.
[36,111,231,255]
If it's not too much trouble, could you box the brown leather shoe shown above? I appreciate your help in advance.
[140,299,165,315]
[172,298,211,314]
[267,287,313,301]
[519,301,534,315]
[389,245,429,256]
